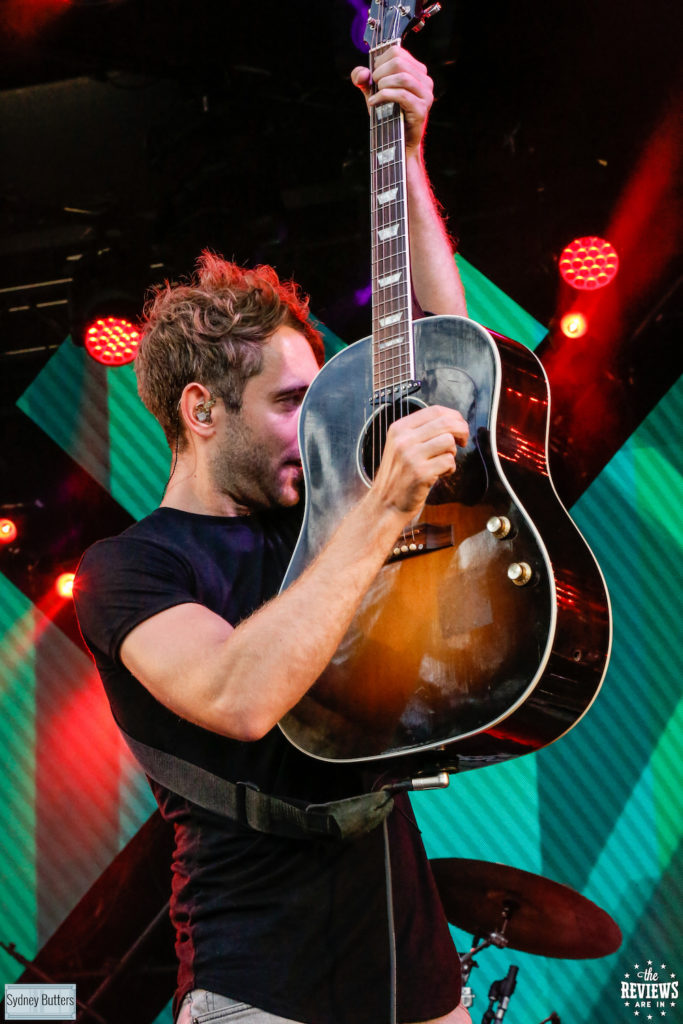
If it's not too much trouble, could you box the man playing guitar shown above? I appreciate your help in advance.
[74,42,471,1024]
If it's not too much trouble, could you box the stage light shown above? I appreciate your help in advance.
[347,0,370,51]
[55,572,76,599]
[560,312,588,338]
[84,316,140,365]
[0,518,18,544]
[68,248,159,365]
[559,236,619,290]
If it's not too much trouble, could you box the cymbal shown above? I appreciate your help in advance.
[430,858,621,959]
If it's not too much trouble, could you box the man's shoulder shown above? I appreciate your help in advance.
[76,509,188,579]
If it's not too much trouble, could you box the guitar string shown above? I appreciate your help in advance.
[370,27,379,494]
[394,7,415,548]
[370,58,402,1020]
[373,13,412,550]
[370,13,416,553]
[397,25,416,549]
[372,102,411,386]
[370,36,411,392]
[374,29,387,497]
[376,28,385,495]
[385,8,413,549]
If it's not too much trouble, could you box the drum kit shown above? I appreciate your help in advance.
[430,858,622,1023]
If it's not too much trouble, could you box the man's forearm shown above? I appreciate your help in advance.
[353,46,466,317]
[218,487,408,739]
[406,148,467,317]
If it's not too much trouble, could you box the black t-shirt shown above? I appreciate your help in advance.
[74,506,461,1024]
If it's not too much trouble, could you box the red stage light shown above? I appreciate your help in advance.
[559,236,619,290]
[84,317,140,366]
[55,572,76,599]
[0,518,18,544]
[560,312,588,339]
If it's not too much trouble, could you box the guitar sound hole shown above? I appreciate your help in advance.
[359,397,425,482]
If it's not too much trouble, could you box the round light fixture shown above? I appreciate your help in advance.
[560,312,588,339]
[55,572,76,599]
[0,518,18,544]
[559,236,618,290]
[84,316,140,365]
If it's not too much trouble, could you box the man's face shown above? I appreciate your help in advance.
[209,326,320,511]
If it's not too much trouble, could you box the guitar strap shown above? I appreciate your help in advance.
[118,724,395,842]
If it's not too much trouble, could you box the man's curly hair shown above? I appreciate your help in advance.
[135,251,325,450]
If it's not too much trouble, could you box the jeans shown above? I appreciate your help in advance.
[176,987,471,1024]
[175,989,304,1024]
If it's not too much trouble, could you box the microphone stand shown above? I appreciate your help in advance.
[481,964,518,1023]
[459,912,511,1011]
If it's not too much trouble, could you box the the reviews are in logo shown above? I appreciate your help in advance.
[621,960,678,1018]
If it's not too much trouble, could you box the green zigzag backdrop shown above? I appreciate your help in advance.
[1,255,681,1023]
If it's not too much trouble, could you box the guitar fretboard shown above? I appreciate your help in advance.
[369,42,415,395]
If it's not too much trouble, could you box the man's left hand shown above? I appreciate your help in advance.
[351,46,434,155]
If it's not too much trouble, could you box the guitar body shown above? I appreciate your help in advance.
[279,315,612,772]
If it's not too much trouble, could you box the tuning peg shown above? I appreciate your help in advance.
[412,2,442,32]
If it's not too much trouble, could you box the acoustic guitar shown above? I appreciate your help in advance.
[279,0,612,775]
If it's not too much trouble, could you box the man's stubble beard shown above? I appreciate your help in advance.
[209,416,296,512]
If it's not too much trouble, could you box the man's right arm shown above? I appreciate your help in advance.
[120,405,467,741]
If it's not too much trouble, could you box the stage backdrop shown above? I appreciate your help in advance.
[1,255,680,1024]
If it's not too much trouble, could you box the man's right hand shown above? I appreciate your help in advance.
[371,404,469,523]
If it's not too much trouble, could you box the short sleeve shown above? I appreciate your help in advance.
[73,535,199,664]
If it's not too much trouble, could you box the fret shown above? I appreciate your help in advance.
[377,271,402,287]
[377,326,410,340]
[378,311,404,327]
[371,265,408,279]
[375,336,410,355]
[375,339,410,355]
[373,268,408,283]
[377,187,399,205]
[376,349,410,363]
[377,223,400,241]
[376,145,396,165]
[374,236,406,254]
[372,286,410,303]
[373,267,407,283]
[373,243,408,262]
[374,301,410,317]
[375,101,396,120]
[374,237,404,252]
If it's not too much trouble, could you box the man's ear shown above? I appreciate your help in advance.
[179,383,217,439]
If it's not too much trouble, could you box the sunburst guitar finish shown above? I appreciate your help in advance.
[279,316,612,774]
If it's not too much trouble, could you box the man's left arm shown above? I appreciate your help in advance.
[352,46,467,316]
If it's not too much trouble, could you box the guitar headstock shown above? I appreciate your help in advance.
[363,1,441,49]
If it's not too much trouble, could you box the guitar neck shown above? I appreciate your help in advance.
[369,43,415,396]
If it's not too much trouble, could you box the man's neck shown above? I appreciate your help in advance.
[160,459,251,517]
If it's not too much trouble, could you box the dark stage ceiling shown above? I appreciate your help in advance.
[0,0,681,584]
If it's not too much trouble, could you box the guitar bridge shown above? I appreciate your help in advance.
[387,523,454,563]
[370,379,422,406]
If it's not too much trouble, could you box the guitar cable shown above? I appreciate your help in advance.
[382,814,398,1024]
[375,771,451,1024]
